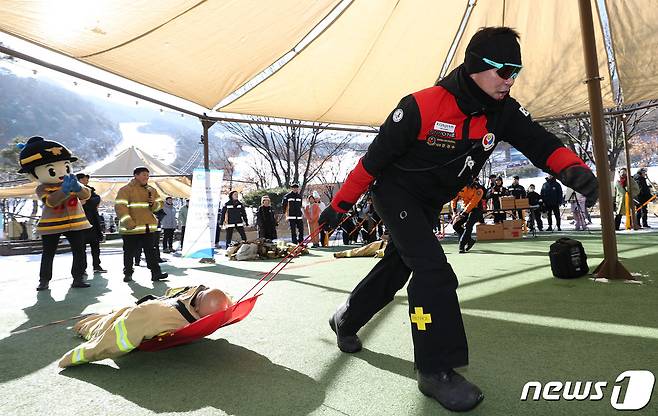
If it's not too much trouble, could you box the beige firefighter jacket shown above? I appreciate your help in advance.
[58,286,205,367]
[35,183,91,235]
[114,179,163,234]
[334,240,387,258]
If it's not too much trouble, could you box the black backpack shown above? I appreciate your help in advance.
[549,238,589,279]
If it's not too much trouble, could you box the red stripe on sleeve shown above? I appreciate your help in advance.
[331,158,375,213]
[545,147,588,174]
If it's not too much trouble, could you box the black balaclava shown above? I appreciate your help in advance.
[464,28,522,75]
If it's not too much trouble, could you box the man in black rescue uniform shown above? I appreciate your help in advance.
[319,27,599,412]
[283,183,304,244]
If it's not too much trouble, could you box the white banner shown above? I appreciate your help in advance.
[182,168,223,258]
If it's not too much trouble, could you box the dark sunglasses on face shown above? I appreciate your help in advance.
[471,52,523,79]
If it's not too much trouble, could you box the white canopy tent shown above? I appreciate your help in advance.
[0,147,192,201]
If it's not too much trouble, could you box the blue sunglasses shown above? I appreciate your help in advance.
[471,52,523,79]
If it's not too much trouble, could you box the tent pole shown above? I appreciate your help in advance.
[200,118,216,171]
[620,114,638,230]
[577,0,632,280]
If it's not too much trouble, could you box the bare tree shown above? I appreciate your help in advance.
[224,119,354,192]
[541,101,657,174]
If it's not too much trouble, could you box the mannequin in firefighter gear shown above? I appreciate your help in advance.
[451,181,484,253]
[58,286,233,367]
[283,184,304,244]
[319,27,598,412]
[17,136,92,291]
[115,167,168,282]
[221,191,248,247]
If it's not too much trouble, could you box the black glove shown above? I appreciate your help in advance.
[558,165,599,208]
[319,205,341,231]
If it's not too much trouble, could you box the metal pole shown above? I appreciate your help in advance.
[577,0,631,279]
[201,118,216,171]
[620,114,638,229]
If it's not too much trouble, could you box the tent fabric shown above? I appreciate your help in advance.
[1,0,657,126]
[0,0,342,108]
[222,0,619,124]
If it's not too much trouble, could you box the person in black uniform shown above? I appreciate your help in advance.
[633,168,654,228]
[319,27,599,412]
[256,195,278,240]
[541,175,564,231]
[526,184,543,231]
[76,173,107,273]
[221,191,248,247]
[486,176,508,223]
[507,175,526,219]
[283,184,304,244]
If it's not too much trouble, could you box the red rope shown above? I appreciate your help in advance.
[236,214,353,302]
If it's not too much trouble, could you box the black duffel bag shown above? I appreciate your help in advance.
[549,237,589,279]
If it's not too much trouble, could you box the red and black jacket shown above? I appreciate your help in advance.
[332,65,589,211]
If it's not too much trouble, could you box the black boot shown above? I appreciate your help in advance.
[465,239,476,252]
[417,369,484,412]
[36,280,49,291]
[151,272,169,281]
[123,274,133,282]
[71,278,91,288]
[328,304,362,353]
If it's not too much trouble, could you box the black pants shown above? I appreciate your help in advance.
[180,226,186,247]
[338,177,467,372]
[82,239,102,271]
[636,195,651,226]
[492,211,506,223]
[225,226,247,247]
[162,228,175,250]
[123,233,162,277]
[545,205,561,229]
[289,219,304,244]
[527,208,543,230]
[215,224,222,247]
[134,231,162,263]
[453,208,482,249]
[40,230,87,283]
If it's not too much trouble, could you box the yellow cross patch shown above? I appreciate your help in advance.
[410,307,432,331]
[45,147,63,155]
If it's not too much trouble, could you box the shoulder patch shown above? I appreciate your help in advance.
[392,108,404,123]
[519,106,530,117]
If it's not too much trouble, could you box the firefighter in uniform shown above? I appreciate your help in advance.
[115,166,168,282]
[283,184,304,244]
[17,136,92,291]
[220,190,249,247]
[58,285,233,367]
[319,27,599,412]
[451,181,484,253]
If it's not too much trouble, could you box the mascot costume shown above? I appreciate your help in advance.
[18,136,92,291]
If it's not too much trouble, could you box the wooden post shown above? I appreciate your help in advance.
[578,0,632,279]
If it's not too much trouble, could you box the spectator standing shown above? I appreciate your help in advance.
[486,176,508,223]
[541,175,563,231]
[256,195,278,240]
[633,168,655,228]
[283,184,304,244]
[526,184,543,231]
[161,196,177,253]
[221,191,248,247]
[507,175,526,219]
[304,195,321,247]
[614,168,640,230]
[178,199,189,248]
[77,173,106,273]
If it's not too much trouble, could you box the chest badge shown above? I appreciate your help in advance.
[482,133,496,151]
